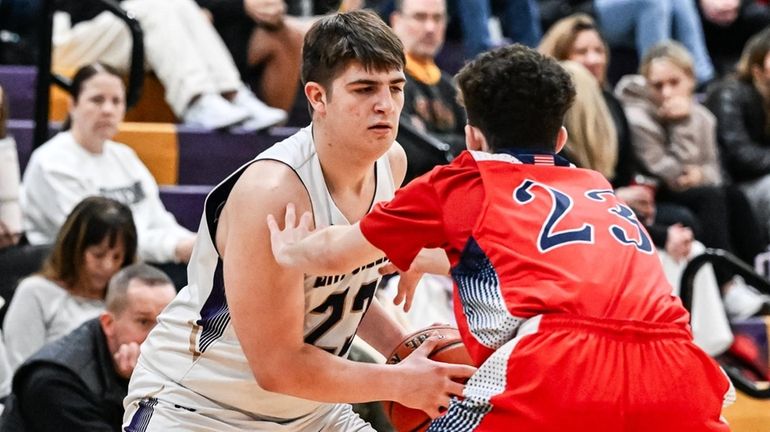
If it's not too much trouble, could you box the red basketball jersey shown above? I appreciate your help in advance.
[361,150,690,365]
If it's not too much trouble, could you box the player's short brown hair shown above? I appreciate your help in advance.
[301,9,405,94]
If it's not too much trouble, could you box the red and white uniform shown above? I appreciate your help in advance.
[360,150,733,431]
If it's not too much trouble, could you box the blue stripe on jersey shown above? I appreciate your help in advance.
[124,398,158,432]
[196,259,230,353]
[451,237,522,350]
[427,397,492,431]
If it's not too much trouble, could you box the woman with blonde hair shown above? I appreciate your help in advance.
[617,40,765,269]
[560,60,617,180]
[539,13,636,188]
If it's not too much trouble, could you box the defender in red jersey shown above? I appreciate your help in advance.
[268,45,734,431]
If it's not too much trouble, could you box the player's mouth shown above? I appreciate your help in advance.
[368,123,393,132]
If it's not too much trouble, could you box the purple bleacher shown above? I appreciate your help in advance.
[158,185,212,232]
[8,119,38,172]
[731,317,770,371]
[0,66,37,120]
[176,125,298,185]
[10,119,297,186]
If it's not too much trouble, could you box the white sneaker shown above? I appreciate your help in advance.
[723,276,767,320]
[231,87,288,132]
[183,93,250,130]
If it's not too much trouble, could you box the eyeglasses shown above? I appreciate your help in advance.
[402,12,447,25]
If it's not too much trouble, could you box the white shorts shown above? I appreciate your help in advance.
[123,364,375,432]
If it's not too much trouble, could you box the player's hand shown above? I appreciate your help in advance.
[267,203,314,268]
[393,267,423,313]
[394,337,476,418]
[113,342,141,379]
[378,262,423,311]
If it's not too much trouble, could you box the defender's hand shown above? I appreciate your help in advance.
[267,203,314,268]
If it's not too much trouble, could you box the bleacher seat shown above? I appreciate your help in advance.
[8,118,298,186]
[0,66,36,120]
[158,185,211,232]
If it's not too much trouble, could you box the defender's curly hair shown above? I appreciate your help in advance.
[455,44,576,152]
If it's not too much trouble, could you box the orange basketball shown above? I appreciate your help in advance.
[382,325,473,432]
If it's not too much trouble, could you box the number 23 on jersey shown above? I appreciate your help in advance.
[513,179,653,254]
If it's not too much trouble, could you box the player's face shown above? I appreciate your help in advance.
[70,73,126,147]
[392,0,447,60]
[324,63,406,158]
[568,29,607,85]
[106,281,175,351]
[645,58,695,106]
[82,236,126,296]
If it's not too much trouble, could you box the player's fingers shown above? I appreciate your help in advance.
[266,214,279,233]
[284,203,296,227]
[378,262,398,275]
[414,335,441,356]
[299,211,313,231]
[398,277,418,312]
[393,289,404,306]
[404,290,414,313]
[427,397,452,419]
[446,363,477,380]
[446,381,467,398]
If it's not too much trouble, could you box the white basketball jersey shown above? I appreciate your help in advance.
[131,126,396,419]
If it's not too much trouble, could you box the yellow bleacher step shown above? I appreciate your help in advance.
[114,122,179,186]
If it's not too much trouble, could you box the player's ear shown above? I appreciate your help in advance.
[554,126,568,154]
[305,82,327,115]
[465,124,489,152]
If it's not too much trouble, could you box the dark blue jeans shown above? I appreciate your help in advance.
[455,0,542,58]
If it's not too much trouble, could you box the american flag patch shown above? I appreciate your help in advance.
[533,154,554,165]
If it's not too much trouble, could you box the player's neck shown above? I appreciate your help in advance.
[320,159,376,222]
[313,129,377,192]
[315,142,377,222]
[319,153,375,195]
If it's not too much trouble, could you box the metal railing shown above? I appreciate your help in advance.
[680,248,770,398]
[33,0,144,149]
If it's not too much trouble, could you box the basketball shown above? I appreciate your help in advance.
[382,325,473,432]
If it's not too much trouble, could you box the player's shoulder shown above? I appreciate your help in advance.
[233,160,307,205]
[431,151,479,179]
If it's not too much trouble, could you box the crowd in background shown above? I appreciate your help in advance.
[1,0,770,430]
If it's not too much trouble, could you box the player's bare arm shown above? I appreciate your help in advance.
[268,205,381,274]
[222,161,473,416]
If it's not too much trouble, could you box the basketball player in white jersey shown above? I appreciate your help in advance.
[123,10,475,431]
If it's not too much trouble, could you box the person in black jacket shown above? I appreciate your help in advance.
[390,0,466,183]
[0,264,175,432]
[706,27,770,242]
